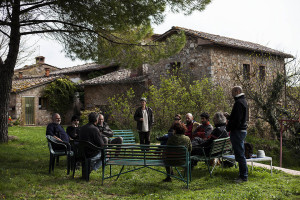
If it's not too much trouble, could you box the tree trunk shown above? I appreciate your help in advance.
[0,0,21,143]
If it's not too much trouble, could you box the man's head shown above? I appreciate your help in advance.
[232,86,243,98]
[52,113,61,124]
[88,112,99,124]
[185,113,193,124]
[174,114,181,122]
[98,114,104,125]
[200,112,210,125]
[140,97,147,107]
[71,115,80,126]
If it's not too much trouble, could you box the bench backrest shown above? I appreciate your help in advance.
[112,130,135,144]
[104,144,189,167]
[208,137,231,157]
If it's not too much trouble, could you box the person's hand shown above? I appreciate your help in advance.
[140,118,144,121]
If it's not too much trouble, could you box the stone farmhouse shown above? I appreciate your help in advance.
[80,26,293,111]
[10,26,294,125]
[10,58,117,125]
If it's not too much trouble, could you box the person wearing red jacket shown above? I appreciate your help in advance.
[192,112,213,141]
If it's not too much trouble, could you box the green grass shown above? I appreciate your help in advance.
[0,126,299,199]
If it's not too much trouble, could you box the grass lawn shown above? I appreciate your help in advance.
[0,126,299,199]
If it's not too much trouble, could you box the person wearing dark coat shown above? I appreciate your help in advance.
[66,115,80,140]
[97,114,123,145]
[134,97,154,145]
[227,86,249,183]
[79,112,104,171]
[46,113,70,150]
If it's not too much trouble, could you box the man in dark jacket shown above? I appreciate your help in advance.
[79,112,104,171]
[97,114,123,145]
[227,86,249,183]
[46,113,69,149]
[134,97,154,145]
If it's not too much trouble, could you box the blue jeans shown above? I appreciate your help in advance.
[230,130,248,180]
[90,151,102,171]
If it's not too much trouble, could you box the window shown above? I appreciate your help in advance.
[39,97,48,110]
[243,64,250,80]
[259,66,266,81]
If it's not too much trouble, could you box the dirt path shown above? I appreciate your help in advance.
[249,162,300,176]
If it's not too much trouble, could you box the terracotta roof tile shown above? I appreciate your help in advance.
[50,63,115,75]
[80,69,147,85]
[11,76,60,93]
[154,26,293,58]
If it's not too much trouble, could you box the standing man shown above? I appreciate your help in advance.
[79,112,104,171]
[227,86,249,183]
[134,97,154,145]
[46,113,69,143]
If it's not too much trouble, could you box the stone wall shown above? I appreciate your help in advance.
[210,45,285,98]
[14,65,59,79]
[148,37,212,86]
[15,85,52,125]
[84,82,146,110]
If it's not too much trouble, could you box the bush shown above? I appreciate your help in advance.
[144,75,229,130]
[42,78,77,117]
[107,88,136,129]
[80,107,102,125]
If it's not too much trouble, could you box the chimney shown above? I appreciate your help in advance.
[19,71,23,79]
[35,56,45,64]
[45,68,50,77]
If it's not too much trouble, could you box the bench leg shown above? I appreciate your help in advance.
[271,160,272,175]
[116,165,125,181]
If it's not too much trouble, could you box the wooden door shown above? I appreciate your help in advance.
[22,97,35,125]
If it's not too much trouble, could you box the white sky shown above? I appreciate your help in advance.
[20,0,300,68]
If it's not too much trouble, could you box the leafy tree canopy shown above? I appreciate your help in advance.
[0,0,211,143]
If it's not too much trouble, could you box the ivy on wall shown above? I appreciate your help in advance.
[42,78,77,116]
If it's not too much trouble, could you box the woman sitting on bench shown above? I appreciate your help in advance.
[164,122,192,182]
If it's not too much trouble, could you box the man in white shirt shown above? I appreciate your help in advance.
[134,97,154,145]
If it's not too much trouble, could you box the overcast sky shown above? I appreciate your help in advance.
[20,0,300,69]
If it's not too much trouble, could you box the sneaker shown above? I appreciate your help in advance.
[235,177,248,183]
[163,177,172,182]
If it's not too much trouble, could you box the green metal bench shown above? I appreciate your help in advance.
[190,137,231,176]
[101,144,191,188]
[112,130,136,144]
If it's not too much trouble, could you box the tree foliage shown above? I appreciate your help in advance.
[107,72,229,130]
[231,55,300,138]
[42,78,77,117]
[0,0,211,143]
[107,88,137,129]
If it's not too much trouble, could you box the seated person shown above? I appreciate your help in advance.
[163,122,192,182]
[97,114,123,145]
[46,113,69,149]
[191,112,213,146]
[66,115,80,140]
[184,113,200,140]
[192,112,229,157]
[156,114,182,145]
[79,112,104,171]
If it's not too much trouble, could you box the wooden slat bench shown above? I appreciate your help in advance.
[112,130,136,144]
[101,144,191,188]
[190,137,231,176]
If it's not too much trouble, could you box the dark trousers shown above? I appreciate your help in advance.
[139,131,150,145]
[230,129,248,180]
